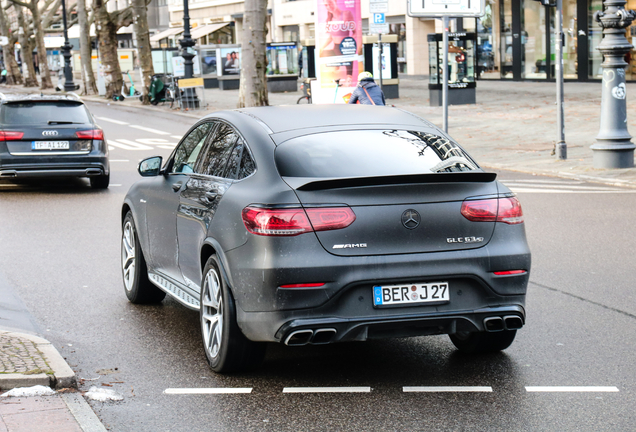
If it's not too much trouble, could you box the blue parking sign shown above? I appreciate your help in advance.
[373,13,385,24]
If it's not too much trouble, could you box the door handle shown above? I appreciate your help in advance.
[172,182,183,192]
[204,191,218,201]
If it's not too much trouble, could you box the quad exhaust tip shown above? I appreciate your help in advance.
[284,328,337,346]
[484,316,524,332]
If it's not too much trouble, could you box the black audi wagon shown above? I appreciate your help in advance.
[121,105,531,372]
[0,93,109,188]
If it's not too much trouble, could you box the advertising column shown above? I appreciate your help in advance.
[313,0,363,103]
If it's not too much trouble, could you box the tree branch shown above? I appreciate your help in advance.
[7,0,31,10]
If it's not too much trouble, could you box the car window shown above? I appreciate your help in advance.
[171,122,212,174]
[238,146,256,179]
[275,130,479,178]
[1,102,91,125]
[198,123,237,177]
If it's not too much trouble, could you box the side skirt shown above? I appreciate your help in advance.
[148,272,200,310]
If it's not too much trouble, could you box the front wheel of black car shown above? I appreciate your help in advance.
[121,212,166,304]
[90,174,110,189]
[200,256,266,373]
[449,330,517,354]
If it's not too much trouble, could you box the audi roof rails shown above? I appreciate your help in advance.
[66,92,81,101]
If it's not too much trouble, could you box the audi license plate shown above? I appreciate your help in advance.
[32,141,70,150]
[373,282,450,307]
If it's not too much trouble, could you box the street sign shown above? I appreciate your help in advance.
[0,36,8,46]
[407,0,486,17]
[373,13,386,24]
[370,2,388,13]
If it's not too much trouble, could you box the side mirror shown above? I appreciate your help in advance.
[138,156,163,177]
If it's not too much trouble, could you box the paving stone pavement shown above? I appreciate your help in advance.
[0,333,52,376]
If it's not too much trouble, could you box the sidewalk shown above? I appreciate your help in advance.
[3,75,636,187]
[0,331,105,431]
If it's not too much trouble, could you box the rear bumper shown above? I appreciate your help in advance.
[276,305,526,346]
[0,160,109,179]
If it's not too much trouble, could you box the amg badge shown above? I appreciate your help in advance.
[333,243,367,249]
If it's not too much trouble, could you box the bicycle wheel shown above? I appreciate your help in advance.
[297,96,310,104]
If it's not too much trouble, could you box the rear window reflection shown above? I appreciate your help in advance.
[1,102,91,125]
[275,130,479,178]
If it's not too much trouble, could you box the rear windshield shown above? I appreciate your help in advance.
[0,102,91,125]
[275,130,480,178]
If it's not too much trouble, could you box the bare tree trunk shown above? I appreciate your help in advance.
[0,7,23,85]
[17,7,38,87]
[237,0,268,108]
[93,0,133,99]
[133,0,153,104]
[78,0,97,94]
[32,0,53,89]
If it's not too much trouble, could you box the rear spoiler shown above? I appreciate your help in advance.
[284,172,497,191]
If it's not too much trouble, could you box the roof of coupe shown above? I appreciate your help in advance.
[225,105,438,135]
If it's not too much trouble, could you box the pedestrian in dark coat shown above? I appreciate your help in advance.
[347,71,386,106]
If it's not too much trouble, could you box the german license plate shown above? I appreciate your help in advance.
[32,141,70,150]
[373,282,450,307]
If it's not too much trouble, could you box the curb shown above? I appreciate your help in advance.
[0,331,76,390]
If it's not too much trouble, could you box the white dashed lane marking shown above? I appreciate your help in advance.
[110,160,129,162]
[94,116,129,125]
[502,179,636,194]
[171,135,182,140]
[403,386,493,392]
[129,125,172,135]
[283,387,371,393]
[109,140,154,151]
[164,388,253,395]
[525,386,619,392]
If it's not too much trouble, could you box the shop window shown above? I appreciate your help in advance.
[477,0,501,78]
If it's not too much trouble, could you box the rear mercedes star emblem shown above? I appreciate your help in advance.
[401,209,421,229]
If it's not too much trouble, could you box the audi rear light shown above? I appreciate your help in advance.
[461,197,524,224]
[75,129,104,140]
[0,131,24,141]
[242,206,356,236]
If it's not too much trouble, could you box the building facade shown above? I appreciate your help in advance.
[157,0,636,82]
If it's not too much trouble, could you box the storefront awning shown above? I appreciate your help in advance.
[190,23,230,40]
[150,27,184,42]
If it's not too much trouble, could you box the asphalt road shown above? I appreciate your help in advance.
[1,101,635,431]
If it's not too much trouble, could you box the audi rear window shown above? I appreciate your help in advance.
[0,102,91,125]
[275,130,480,178]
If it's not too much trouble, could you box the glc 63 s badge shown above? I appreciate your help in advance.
[447,236,484,244]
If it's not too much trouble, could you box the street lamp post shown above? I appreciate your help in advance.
[61,0,76,92]
[591,0,636,168]
[179,0,199,108]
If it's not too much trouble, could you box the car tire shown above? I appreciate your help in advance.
[449,330,517,354]
[90,174,110,189]
[121,212,166,304]
[200,255,266,373]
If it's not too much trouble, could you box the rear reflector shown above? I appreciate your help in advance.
[493,270,527,276]
[75,129,104,140]
[279,283,326,288]
[0,131,24,141]
[242,206,355,236]
[461,197,524,224]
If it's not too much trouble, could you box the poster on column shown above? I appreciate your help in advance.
[312,0,363,104]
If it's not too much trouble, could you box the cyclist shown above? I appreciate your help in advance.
[347,71,385,106]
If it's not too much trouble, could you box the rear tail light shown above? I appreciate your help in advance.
[0,131,24,141]
[75,129,104,140]
[461,197,524,224]
[242,206,356,236]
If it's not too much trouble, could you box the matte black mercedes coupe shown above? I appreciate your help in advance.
[121,105,531,372]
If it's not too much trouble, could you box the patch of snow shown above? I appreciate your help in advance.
[1,385,56,397]
[85,386,124,402]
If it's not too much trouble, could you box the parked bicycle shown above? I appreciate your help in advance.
[297,78,314,104]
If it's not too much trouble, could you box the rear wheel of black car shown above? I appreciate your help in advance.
[90,174,110,189]
[449,330,517,354]
[200,256,266,373]
[121,212,166,304]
